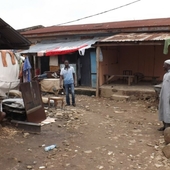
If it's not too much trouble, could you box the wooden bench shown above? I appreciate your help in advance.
[104,74,134,86]
[144,76,160,85]
[48,97,64,109]
[134,75,159,84]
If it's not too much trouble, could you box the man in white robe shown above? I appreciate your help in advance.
[158,59,170,131]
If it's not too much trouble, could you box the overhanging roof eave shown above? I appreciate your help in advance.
[0,18,31,49]
[20,37,102,56]
[94,40,165,47]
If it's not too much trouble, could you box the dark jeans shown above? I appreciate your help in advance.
[64,83,75,105]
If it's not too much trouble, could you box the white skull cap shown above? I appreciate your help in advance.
[164,59,170,65]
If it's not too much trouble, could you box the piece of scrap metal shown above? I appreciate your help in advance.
[20,81,46,123]
[11,120,41,133]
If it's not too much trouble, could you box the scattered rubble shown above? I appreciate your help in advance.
[164,127,170,144]
[162,144,170,159]
[39,166,46,169]
[46,108,84,122]
[0,127,18,139]
[26,165,33,169]
[23,132,30,138]
[110,94,130,101]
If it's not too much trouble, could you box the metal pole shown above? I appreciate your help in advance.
[7,82,12,98]
[33,55,36,77]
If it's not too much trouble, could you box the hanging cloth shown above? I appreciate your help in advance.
[23,57,32,82]
[163,39,170,55]
[0,50,16,67]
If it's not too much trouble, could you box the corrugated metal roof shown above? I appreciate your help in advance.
[21,38,100,55]
[21,43,59,54]
[21,18,170,36]
[98,32,170,43]
[17,25,44,33]
[0,18,31,49]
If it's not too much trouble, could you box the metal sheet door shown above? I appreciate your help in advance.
[90,51,97,88]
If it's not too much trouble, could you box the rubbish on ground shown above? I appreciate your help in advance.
[41,117,56,126]
[84,150,92,154]
[26,165,32,169]
[23,132,30,138]
[58,124,62,128]
[2,98,26,121]
[44,144,56,151]
[164,127,170,144]
[108,151,113,155]
[97,165,104,169]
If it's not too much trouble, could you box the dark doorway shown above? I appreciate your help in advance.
[80,51,91,86]
[41,57,49,73]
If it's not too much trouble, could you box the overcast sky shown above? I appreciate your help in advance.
[0,0,170,29]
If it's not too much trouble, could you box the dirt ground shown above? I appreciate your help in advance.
[0,95,169,170]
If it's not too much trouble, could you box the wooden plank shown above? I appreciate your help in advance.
[144,76,159,79]
[114,75,134,78]
[104,74,134,78]
[107,75,115,83]
[96,47,100,97]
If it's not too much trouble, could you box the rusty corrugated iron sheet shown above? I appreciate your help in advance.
[21,18,170,36]
[98,32,170,42]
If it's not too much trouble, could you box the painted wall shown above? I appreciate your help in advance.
[99,45,170,86]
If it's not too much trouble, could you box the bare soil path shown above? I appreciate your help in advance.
[0,95,168,170]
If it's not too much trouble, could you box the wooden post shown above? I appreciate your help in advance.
[128,76,130,86]
[96,46,100,97]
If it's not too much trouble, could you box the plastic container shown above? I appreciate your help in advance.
[44,145,56,151]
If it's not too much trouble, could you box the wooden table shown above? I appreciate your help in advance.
[104,74,134,86]
[144,76,160,85]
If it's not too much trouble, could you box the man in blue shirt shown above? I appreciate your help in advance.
[60,60,76,106]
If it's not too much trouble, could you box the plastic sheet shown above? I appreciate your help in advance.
[0,52,19,96]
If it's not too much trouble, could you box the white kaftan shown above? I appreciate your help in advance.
[159,70,170,123]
